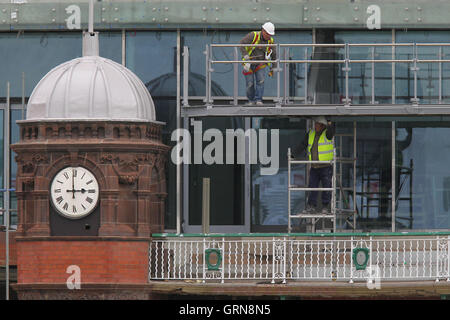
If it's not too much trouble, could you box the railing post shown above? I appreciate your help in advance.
[411,42,420,105]
[349,236,354,283]
[287,148,291,233]
[202,178,211,234]
[148,240,152,282]
[369,236,373,272]
[182,46,189,107]
[283,47,290,104]
[221,237,225,283]
[342,42,351,106]
[233,47,239,106]
[271,237,275,284]
[439,46,443,104]
[202,238,206,283]
[371,46,376,105]
[447,235,450,282]
[275,43,282,107]
[304,47,309,104]
[283,237,287,284]
[332,147,336,233]
[436,236,440,282]
[204,45,212,108]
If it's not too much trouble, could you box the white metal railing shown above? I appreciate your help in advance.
[182,42,450,108]
[149,236,450,283]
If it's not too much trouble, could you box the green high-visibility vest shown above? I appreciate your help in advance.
[307,129,334,161]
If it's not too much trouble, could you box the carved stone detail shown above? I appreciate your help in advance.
[12,120,169,237]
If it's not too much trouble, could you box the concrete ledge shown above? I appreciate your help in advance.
[12,283,164,300]
[148,280,450,299]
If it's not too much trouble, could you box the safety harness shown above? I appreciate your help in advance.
[242,31,274,75]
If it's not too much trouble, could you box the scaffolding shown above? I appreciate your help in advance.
[334,122,357,230]
[170,41,450,233]
[287,121,357,233]
[182,42,450,118]
[287,147,337,233]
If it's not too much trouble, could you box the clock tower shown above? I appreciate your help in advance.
[11,15,169,299]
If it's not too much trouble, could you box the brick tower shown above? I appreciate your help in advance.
[11,22,169,299]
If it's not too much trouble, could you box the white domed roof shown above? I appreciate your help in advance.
[26,55,156,122]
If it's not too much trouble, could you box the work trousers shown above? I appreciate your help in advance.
[307,165,332,207]
[244,67,266,102]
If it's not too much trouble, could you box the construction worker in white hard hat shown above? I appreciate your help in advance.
[239,22,277,106]
[293,117,335,215]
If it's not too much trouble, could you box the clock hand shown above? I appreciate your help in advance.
[67,188,87,193]
[72,168,75,199]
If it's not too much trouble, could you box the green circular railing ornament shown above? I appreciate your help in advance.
[352,247,370,270]
[205,248,222,271]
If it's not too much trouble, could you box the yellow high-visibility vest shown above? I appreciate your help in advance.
[242,31,274,75]
[307,129,334,161]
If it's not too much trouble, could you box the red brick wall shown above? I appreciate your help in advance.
[16,239,149,284]
[0,231,17,265]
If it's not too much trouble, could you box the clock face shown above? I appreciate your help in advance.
[50,166,99,219]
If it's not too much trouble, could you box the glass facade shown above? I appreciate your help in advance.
[252,117,307,229]
[396,118,450,230]
[335,31,393,104]
[396,31,450,104]
[0,32,121,97]
[1,29,450,232]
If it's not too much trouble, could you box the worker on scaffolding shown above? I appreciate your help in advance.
[240,22,277,106]
[295,116,335,215]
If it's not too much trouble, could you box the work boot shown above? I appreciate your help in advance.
[301,205,316,215]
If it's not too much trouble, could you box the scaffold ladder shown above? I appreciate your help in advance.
[287,147,337,233]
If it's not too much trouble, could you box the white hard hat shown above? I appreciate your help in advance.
[262,22,275,36]
[314,116,328,125]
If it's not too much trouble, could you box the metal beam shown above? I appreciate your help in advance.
[181,104,450,117]
[1,1,450,31]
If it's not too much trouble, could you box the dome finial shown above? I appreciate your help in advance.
[83,0,99,56]
[88,0,94,34]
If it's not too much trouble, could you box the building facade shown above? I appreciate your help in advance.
[1,0,450,299]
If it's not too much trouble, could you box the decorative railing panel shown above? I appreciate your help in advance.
[149,236,450,283]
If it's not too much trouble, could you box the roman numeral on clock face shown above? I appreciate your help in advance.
[86,197,93,204]
[63,202,69,211]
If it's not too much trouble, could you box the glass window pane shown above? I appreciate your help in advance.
[188,117,245,226]
[252,117,306,229]
[355,120,393,231]
[0,32,122,98]
[335,31,393,104]
[396,31,450,104]
[396,119,450,230]
[126,31,177,229]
